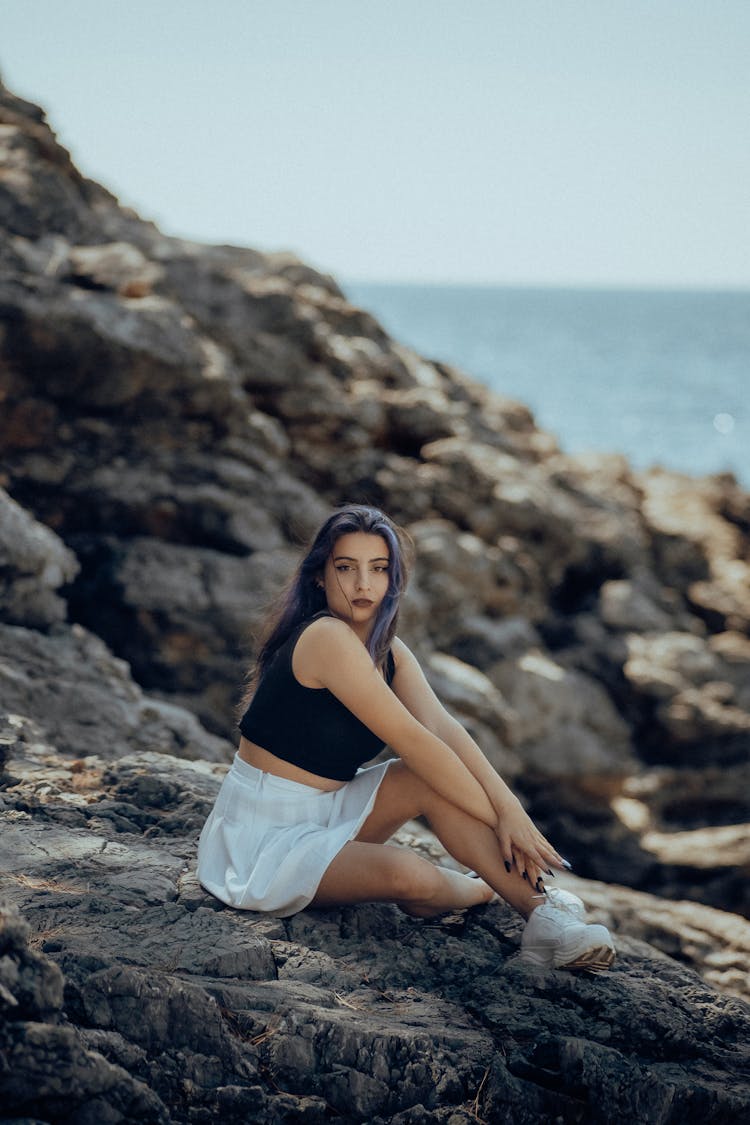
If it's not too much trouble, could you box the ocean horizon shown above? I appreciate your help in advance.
[343,282,750,489]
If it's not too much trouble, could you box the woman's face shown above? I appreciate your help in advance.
[321,531,391,638]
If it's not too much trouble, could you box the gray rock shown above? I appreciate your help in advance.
[1,730,749,1123]
[599,579,674,633]
[0,488,79,627]
[0,624,233,762]
[623,631,750,763]
[0,905,171,1124]
[68,241,164,296]
[491,649,637,779]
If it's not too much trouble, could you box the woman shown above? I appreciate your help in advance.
[198,505,615,971]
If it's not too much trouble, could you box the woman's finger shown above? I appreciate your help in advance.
[517,849,540,886]
[524,819,571,871]
[513,836,549,874]
[532,839,569,872]
[497,831,514,873]
[510,847,553,897]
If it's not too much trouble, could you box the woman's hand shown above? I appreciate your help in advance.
[493,791,569,890]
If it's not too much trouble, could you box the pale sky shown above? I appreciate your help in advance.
[2,0,749,286]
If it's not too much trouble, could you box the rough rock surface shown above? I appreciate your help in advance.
[1,740,749,1124]
[1,77,750,1121]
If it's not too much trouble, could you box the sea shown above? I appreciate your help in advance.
[342,283,750,490]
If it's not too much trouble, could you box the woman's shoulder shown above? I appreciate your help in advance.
[299,611,348,638]
[293,613,357,656]
[284,610,333,642]
[292,614,370,688]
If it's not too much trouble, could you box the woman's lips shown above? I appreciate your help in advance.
[352,599,373,607]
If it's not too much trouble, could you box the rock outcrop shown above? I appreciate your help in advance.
[1,77,749,1121]
[2,737,749,1124]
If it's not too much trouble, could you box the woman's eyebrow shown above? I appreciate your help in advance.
[333,555,390,562]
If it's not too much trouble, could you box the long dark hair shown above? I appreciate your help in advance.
[242,506,412,705]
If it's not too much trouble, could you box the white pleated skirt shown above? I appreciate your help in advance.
[196,753,392,916]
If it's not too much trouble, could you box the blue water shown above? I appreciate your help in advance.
[343,283,750,488]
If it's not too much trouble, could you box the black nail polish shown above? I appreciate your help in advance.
[522,871,529,882]
[504,861,512,873]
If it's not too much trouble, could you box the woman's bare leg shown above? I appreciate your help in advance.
[311,839,494,915]
[356,761,541,918]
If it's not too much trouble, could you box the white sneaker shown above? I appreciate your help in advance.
[520,899,615,972]
[542,887,586,918]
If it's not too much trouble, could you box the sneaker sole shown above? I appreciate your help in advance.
[520,943,616,972]
[557,944,616,972]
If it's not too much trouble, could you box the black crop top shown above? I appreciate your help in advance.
[238,614,396,782]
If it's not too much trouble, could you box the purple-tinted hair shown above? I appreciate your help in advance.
[246,506,412,697]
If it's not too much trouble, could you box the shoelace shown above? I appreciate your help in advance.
[533,891,581,918]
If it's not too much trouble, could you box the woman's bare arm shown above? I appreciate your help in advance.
[294,617,499,829]
[389,637,513,802]
[390,637,566,877]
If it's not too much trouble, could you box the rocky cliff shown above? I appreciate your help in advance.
[1,78,749,1123]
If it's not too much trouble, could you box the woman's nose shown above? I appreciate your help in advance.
[356,571,370,590]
